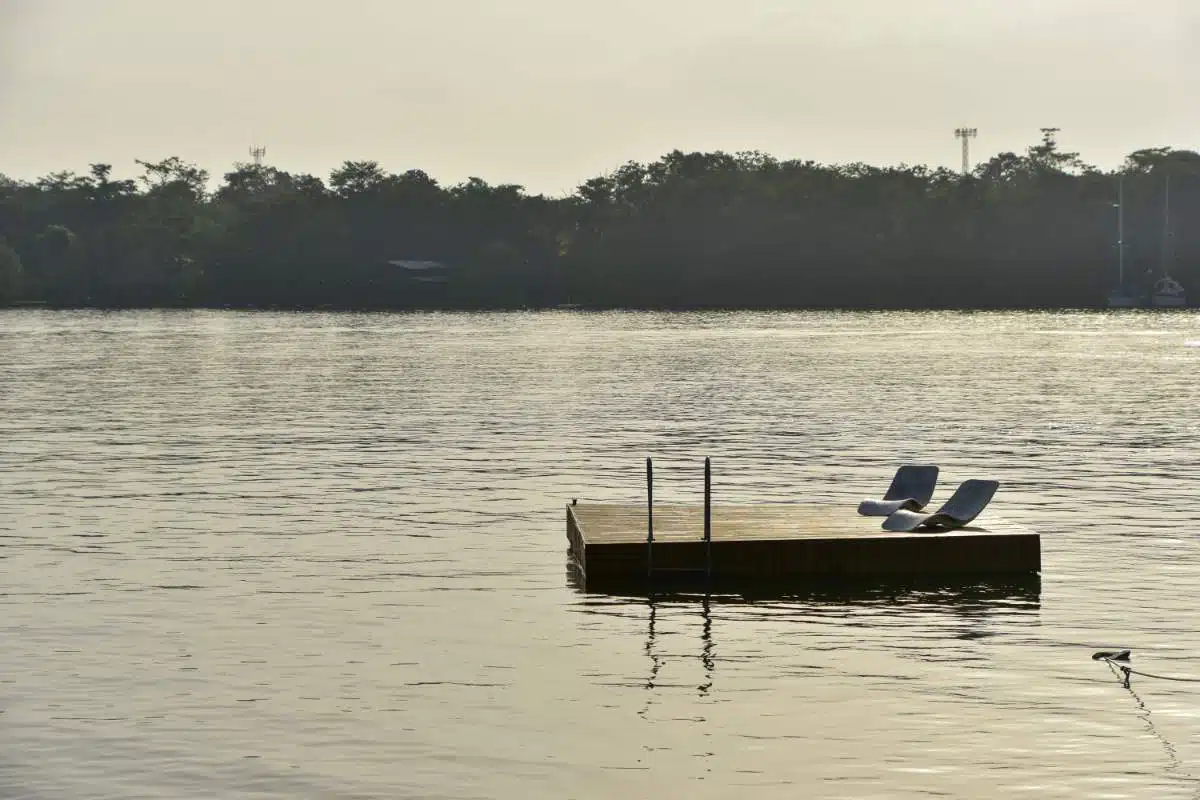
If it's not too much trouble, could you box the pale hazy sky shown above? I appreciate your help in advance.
[1,0,1196,194]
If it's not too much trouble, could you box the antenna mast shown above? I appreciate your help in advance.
[249,145,267,166]
[1162,174,1172,278]
[1116,178,1125,286]
[954,128,978,175]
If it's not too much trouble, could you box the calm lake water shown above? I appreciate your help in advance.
[3,309,1200,799]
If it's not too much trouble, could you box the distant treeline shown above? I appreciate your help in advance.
[1,133,1198,309]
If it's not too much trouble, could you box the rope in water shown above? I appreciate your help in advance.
[1113,664,1200,684]
[1095,651,1199,782]
[1095,652,1200,686]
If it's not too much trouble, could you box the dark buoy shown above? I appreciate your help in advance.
[1092,649,1131,662]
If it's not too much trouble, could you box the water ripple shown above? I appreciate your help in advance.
[3,309,1200,798]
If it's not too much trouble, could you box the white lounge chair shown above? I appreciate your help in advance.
[857,465,939,516]
[881,479,999,533]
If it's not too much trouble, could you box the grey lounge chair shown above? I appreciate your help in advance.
[857,465,939,516]
[881,479,999,533]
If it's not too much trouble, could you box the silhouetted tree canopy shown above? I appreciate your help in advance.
[0,236,21,305]
[1,134,1196,309]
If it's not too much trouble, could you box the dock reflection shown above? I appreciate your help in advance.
[571,562,1042,712]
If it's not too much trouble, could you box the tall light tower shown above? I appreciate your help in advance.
[954,128,978,176]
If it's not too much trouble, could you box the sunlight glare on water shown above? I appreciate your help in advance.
[2,309,1200,798]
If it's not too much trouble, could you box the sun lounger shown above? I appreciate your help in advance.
[881,479,999,533]
[857,464,939,516]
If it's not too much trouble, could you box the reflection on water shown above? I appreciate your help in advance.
[3,309,1200,799]
[641,582,1042,697]
[613,580,1044,707]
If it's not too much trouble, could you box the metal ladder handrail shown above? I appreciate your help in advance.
[646,457,713,580]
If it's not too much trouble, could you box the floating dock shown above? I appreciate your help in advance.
[566,502,1040,592]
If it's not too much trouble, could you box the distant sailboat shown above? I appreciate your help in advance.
[1107,178,1142,308]
[1150,175,1187,308]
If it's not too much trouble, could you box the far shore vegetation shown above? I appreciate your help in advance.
[2,131,1197,310]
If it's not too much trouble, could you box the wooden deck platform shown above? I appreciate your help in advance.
[566,503,1040,591]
